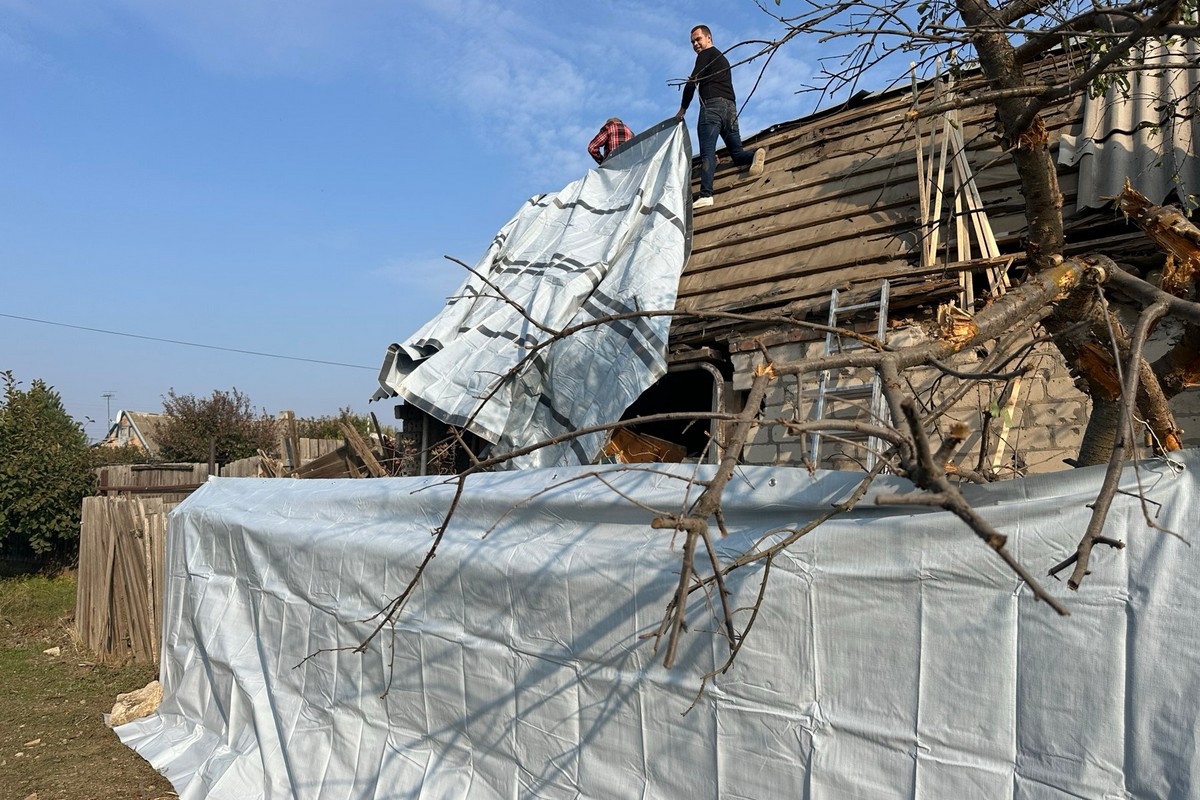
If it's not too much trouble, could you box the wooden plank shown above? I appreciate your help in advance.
[703,70,1077,188]
[676,275,961,340]
[677,193,1037,305]
[118,498,153,662]
[689,100,1076,234]
[676,282,962,348]
[685,179,1029,276]
[678,90,1083,320]
[111,509,134,661]
[150,500,169,663]
[75,497,98,653]
[134,498,155,661]
[76,495,177,665]
[111,500,136,662]
[689,150,1029,247]
[339,422,387,478]
[96,501,119,661]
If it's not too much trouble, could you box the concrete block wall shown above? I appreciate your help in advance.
[728,325,1200,477]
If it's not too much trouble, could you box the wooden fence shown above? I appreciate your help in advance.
[78,437,381,664]
[76,496,177,664]
[97,463,211,503]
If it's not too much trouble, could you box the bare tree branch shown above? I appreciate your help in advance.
[1048,300,1169,588]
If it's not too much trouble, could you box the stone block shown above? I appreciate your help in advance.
[743,443,780,466]
[109,680,163,728]
[746,424,771,448]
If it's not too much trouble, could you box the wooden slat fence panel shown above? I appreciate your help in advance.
[221,455,265,477]
[97,463,211,503]
[76,496,177,665]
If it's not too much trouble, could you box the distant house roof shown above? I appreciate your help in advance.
[100,410,166,456]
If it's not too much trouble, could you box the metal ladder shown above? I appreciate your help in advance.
[808,280,891,470]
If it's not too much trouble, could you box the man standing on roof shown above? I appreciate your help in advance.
[675,24,766,208]
[588,117,635,164]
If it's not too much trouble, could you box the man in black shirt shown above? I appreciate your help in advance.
[675,24,766,208]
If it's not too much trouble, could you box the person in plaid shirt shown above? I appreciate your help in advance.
[588,117,635,164]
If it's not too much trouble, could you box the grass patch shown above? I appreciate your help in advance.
[0,573,175,800]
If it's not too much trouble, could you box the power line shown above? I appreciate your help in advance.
[0,312,376,371]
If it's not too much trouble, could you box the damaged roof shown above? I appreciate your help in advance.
[672,52,1197,348]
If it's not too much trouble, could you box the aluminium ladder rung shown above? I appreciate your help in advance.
[834,300,883,314]
[819,384,876,397]
[809,280,891,470]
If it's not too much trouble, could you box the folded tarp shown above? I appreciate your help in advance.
[119,452,1200,798]
[373,118,693,469]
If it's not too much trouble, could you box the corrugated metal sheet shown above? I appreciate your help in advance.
[1058,37,1199,211]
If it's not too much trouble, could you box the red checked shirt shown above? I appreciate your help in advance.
[588,120,635,164]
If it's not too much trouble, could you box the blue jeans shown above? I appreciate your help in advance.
[697,97,754,198]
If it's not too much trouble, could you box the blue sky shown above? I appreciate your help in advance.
[1,0,823,441]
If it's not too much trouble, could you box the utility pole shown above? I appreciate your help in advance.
[102,392,115,430]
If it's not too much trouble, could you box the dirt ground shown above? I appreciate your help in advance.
[0,573,176,800]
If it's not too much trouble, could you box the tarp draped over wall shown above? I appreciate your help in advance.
[119,453,1200,798]
[372,119,693,469]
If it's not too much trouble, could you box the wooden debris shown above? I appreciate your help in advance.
[936,303,979,345]
[1116,180,1200,287]
[77,496,174,664]
[603,428,688,464]
[339,422,388,478]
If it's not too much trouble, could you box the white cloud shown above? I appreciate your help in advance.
[736,48,819,137]
[6,0,819,183]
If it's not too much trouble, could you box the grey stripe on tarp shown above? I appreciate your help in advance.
[534,394,591,463]
[544,188,687,238]
[578,300,662,374]
[585,285,668,350]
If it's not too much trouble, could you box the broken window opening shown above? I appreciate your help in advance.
[609,363,726,464]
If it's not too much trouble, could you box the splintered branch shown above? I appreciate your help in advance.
[699,525,739,647]
[660,521,702,670]
[1048,300,1169,589]
[646,445,883,682]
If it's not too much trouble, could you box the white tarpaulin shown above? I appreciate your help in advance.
[372,119,692,469]
[118,452,1200,798]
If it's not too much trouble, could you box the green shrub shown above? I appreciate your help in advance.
[89,442,154,467]
[294,407,396,440]
[156,387,279,463]
[0,372,96,562]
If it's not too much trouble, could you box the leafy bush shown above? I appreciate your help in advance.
[156,387,279,464]
[294,408,396,440]
[89,442,154,467]
[0,372,96,561]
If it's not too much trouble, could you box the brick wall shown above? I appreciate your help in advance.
[730,324,1200,477]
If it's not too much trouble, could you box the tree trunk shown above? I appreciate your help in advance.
[1076,397,1121,466]
[955,0,1180,457]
